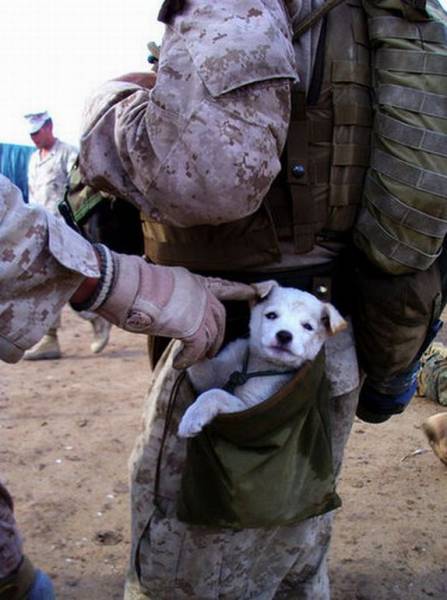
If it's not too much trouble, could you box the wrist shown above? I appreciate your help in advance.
[70,276,100,304]
[70,244,115,312]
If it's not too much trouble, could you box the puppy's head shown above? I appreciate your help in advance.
[249,282,347,368]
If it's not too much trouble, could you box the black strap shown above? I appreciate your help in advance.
[293,0,346,40]
[153,370,186,512]
[308,16,328,106]
[223,350,297,394]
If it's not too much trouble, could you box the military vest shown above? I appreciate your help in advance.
[353,0,447,274]
[142,0,373,271]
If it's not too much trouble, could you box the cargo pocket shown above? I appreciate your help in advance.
[134,505,187,596]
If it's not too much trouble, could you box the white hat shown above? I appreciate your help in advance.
[24,111,51,134]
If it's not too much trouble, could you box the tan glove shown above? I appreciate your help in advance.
[79,245,256,368]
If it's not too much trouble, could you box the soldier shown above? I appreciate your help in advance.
[0,173,254,598]
[23,111,112,359]
[76,0,447,598]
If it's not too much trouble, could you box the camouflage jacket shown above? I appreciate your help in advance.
[0,175,99,363]
[28,139,78,215]
[79,0,304,228]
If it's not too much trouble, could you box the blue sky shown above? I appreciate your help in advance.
[0,1,163,146]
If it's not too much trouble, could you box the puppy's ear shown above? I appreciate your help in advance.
[249,280,278,306]
[321,303,347,335]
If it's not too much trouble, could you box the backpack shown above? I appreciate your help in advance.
[59,158,144,255]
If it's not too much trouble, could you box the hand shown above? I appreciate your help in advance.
[78,247,256,368]
[357,363,420,423]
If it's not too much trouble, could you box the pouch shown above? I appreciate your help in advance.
[176,351,341,528]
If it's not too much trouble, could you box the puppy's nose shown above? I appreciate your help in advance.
[276,330,293,345]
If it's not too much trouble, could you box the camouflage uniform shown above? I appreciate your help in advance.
[26,138,87,340]
[78,1,361,597]
[0,174,99,587]
[0,483,22,579]
[124,333,359,600]
[0,174,98,361]
[28,138,78,215]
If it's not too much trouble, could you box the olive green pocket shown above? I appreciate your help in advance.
[177,351,341,529]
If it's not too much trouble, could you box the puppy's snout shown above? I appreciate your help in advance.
[276,330,293,345]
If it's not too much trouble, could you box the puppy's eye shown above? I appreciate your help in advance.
[302,322,313,331]
[265,311,278,320]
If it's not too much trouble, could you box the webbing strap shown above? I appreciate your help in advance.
[330,183,364,206]
[375,48,447,74]
[365,174,447,238]
[356,208,441,270]
[371,148,447,199]
[369,16,447,43]
[376,112,447,157]
[334,103,373,126]
[377,84,447,118]
[332,61,370,86]
[288,85,319,253]
[333,143,370,166]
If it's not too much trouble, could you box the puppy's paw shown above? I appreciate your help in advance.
[178,412,205,438]
[178,405,211,438]
[177,391,220,438]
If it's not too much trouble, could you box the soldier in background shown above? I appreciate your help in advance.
[23,111,112,360]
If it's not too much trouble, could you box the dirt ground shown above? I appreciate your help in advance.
[1,307,446,599]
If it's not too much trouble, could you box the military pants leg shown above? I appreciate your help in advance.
[125,342,359,600]
[273,387,359,599]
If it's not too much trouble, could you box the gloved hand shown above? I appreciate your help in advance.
[356,361,420,423]
[72,245,256,369]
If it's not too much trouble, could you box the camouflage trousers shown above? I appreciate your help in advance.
[125,340,359,600]
[0,482,22,579]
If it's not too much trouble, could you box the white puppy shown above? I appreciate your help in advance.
[178,282,347,438]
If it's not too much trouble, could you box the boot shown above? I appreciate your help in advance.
[90,316,112,354]
[23,333,61,361]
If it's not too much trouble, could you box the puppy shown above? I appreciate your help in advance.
[178,282,347,438]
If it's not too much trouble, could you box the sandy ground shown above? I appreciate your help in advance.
[1,307,446,599]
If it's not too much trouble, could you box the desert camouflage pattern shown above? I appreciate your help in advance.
[418,342,447,407]
[0,175,99,362]
[125,327,359,600]
[0,483,22,578]
[80,0,297,228]
[28,139,78,215]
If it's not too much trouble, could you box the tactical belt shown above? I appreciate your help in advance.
[147,256,353,371]
[199,252,353,313]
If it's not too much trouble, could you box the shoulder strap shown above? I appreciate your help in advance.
[293,0,347,40]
